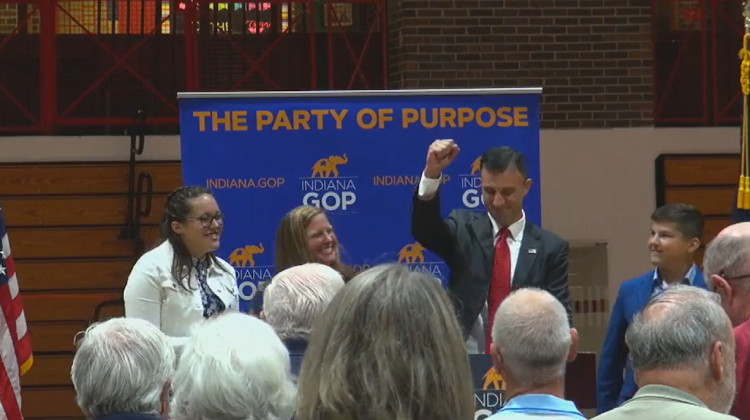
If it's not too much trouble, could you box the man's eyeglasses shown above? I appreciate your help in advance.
[711,270,750,292]
[721,271,750,281]
[188,212,224,228]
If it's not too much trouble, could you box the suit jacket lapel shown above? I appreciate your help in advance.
[514,223,540,286]
[468,213,494,272]
[636,273,655,310]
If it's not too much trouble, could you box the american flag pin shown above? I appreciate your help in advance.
[528,249,537,254]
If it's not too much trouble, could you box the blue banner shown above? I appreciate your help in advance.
[178,89,542,312]
[470,354,505,418]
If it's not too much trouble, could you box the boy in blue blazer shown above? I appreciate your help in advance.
[596,203,706,413]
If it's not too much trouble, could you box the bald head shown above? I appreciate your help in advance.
[628,286,731,370]
[717,222,750,238]
[625,285,736,413]
[639,286,720,323]
[703,223,750,327]
[703,223,750,281]
[491,288,574,387]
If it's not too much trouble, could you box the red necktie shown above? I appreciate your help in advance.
[486,227,511,354]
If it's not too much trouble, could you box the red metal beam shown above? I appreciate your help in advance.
[346,3,381,89]
[0,84,35,123]
[327,0,333,88]
[326,0,369,88]
[0,125,43,133]
[713,0,743,124]
[0,2,40,124]
[380,0,387,89]
[56,116,179,125]
[55,5,176,117]
[0,0,388,132]
[184,0,200,90]
[202,20,280,90]
[712,0,721,124]
[231,2,312,90]
[653,7,707,123]
[309,0,316,89]
[0,3,37,51]
[40,0,57,134]
[700,0,708,124]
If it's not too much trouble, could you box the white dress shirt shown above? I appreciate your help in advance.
[418,172,526,352]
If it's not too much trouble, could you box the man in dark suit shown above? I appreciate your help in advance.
[412,139,570,354]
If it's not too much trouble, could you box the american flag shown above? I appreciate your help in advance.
[0,205,33,420]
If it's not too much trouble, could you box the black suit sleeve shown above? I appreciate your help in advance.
[411,190,458,261]
[547,239,572,323]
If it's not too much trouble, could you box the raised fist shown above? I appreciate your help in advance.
[424,139,460,179]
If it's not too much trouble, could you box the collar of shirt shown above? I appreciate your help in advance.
[94,414,163,420]
[629,384,708,409]
[497,393,585,418]
[283,337,309,355]
[652,263,697,294]
[192,255,213,269]
[489,210,526,243]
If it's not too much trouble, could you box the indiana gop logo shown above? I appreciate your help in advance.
[228,243,273,302]
[397,241,446,280]
[459,156,484,210]
[300,153,358,213]
[472,357,505,420]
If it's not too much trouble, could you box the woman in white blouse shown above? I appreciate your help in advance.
[124,186,239,350]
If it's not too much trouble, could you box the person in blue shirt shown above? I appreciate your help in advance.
[488,288,585,420]
[596,203,706,413]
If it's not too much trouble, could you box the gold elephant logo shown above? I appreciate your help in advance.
[398,242,426,263]
[482,366,504,390]
[470,156,482,175]
[311,153,349,178]
[228,244,265,268]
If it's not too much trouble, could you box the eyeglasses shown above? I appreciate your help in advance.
[711,270,750,292]
[187,212,224,228]
[722,271,750,281]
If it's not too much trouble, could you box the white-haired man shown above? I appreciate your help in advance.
[71,317,175,420]
[703,221,750,419]
[262,262,344,375]
[592,286,737,420]
[170,312,296,420]
[488,288,584,419]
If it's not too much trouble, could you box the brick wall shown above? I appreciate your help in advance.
[387,0,653,128]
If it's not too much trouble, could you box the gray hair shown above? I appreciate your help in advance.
[170,312,296,420]
[70,317,174,418]
[626,285,733,372]
[703,234,750,291]
[491,288,571,387]
[263,263,344,340]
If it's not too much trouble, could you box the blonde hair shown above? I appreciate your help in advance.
[297,264,474,420]
[275,205,349,279]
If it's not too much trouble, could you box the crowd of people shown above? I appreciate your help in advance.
[68,141,750,419]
